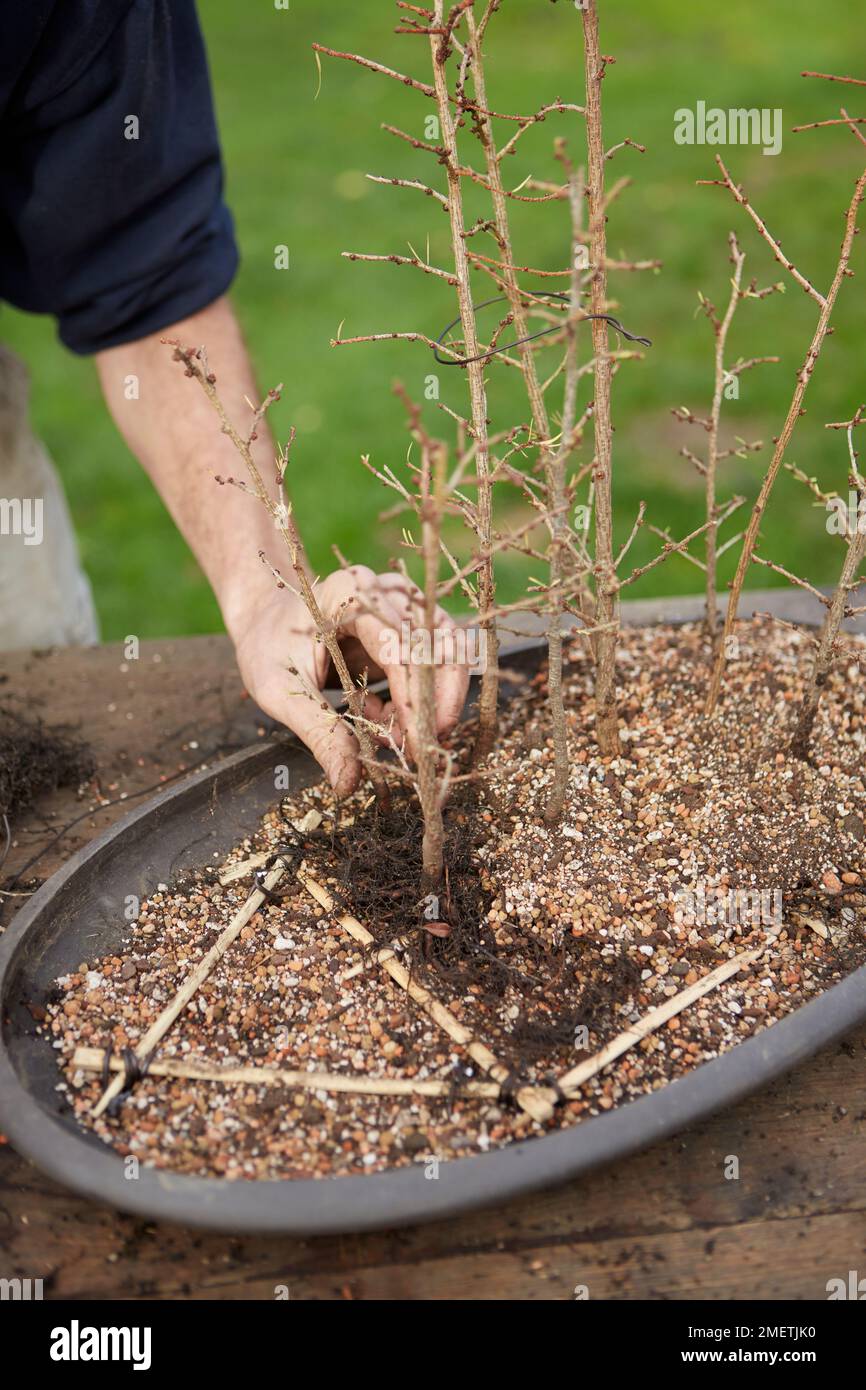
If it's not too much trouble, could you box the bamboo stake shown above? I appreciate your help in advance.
[91,857,289,1118]
[298,869,556,1122]
[75,1048,502,1101]
[86,929,777,1119]
[555,944,765,1097]
[219,851,269,885]
[218,811,323,885]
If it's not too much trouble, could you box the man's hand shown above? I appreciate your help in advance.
[95,298,469,793]
[232,565,470,795]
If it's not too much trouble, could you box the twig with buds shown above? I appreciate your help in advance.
[673,233,779,636]
[790,410,866,758]
[166,341,388,802]
[703,158,866,714]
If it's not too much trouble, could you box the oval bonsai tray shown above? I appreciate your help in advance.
[2,610,866,1235]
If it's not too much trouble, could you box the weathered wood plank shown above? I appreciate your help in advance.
[2,1027,865,1298]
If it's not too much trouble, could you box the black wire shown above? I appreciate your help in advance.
[433,291,652,367]
[254,807,339,900]
[100,1044,155,1116]
[254,841,304,900]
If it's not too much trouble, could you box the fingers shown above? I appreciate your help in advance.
[255,673,362,798]
[432,653,471,734]
[315,566,473,761]
[317,567,415,747]
[363,693,404,750]
[299,713,361,799]
[378,574,471,737]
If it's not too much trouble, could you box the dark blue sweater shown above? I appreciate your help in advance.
[0,0,238,354]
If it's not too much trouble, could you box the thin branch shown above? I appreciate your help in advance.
[698,155,827,307]
[792,411,866,756]
[705,167,866,714]
[496,101,586,162]
[342,250,457,284]
[801,70,866,88]
[366,173,449,206]
[620,499,744,588]
[751,553,830,605]
[705,231,746,635]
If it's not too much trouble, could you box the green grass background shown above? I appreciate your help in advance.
[3,0,864,639]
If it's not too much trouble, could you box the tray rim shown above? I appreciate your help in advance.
[2,601,864,1235]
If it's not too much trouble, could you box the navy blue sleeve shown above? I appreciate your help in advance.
[0,0,239,355]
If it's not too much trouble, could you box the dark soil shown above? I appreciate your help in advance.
[0,699,95,821]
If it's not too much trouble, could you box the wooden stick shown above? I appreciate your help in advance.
[86,917,774,1119]
[219,851,269,885]
[555,944,765,1097]
[91,857,289,1118]
[74,1048,502,1101]
[219,812,323,884]
[298,870,556,1122]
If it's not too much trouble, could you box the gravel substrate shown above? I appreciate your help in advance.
[44,619,866,1180]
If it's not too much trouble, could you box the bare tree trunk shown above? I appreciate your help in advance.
[414,440,448,892]
[705,168,866,715]
[430,3,499,760]
[465,11,572,819]
[705,234,745,637]
[545,162,587,820]
[582,0,620,757]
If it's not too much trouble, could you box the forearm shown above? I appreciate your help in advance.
[95,295,299,641]
[94,294,469,794]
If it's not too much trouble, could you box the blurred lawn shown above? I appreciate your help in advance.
[2,0,864,639]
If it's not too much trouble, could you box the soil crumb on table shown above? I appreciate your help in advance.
[44,620,866,1180]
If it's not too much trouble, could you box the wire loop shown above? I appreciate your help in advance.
[433,291,652,366]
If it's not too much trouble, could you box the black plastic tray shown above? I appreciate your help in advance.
[2,620,865,1234]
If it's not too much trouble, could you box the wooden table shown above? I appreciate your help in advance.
[1,636,865,1300]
